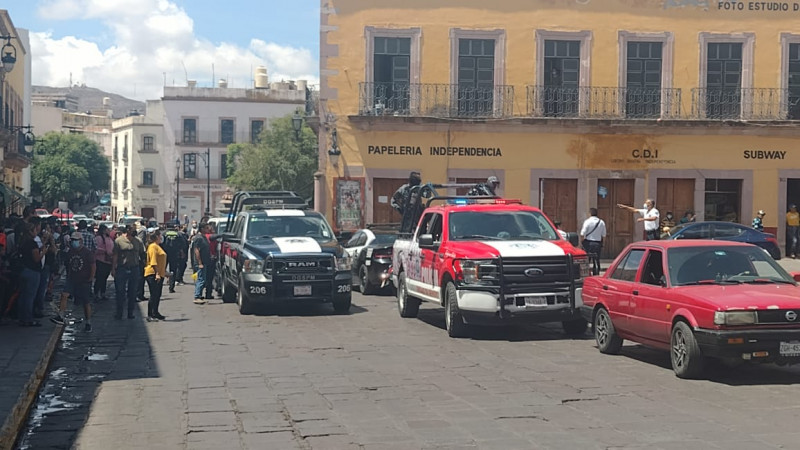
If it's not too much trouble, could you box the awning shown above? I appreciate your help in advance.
[0,183,30,209]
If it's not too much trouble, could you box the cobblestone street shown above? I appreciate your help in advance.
[17,281,800,450]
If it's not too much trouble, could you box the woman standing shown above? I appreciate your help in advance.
[18,222,45,327]
[144,230,168,321]
[94,224,114,302]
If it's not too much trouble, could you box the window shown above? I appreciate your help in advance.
[713,224,745,238]
[123,173,128,190]
[706,42,742,119]
[373,37,411,113]
[123,135,128,160]
[457,38,495,116]
[142,170,154,186]
[704,178,742,222]
[641,250,664,286]
[679,223,712,239]
[626,42,662,118]
[610,249,645,282]
[113,136,118,161]
[220,154,228,179]
[543,40,580,117]
[142,135,154,152]
[220,119,234,144]
[183,153,197,179]
[250,119,264,143]
[183,118,197,143]
[345,231,364,248]
[788,42,800,119]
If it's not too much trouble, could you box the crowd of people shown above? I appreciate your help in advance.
[0,206,221,329]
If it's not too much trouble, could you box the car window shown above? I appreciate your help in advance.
[713,224,745,238]
[429,214,443,243]
[416,213,436,240]
[678,223,712,239]
[640,250,665,286]
[668,247,787,285]
[345,232,362,248]
[234,215,245,238]
[356,233,368,246]
[609,249,645,282]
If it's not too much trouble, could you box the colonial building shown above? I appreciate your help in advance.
[316,0,800,257]
[0,11,31,218]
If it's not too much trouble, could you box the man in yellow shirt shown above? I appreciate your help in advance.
[787,204,800,258]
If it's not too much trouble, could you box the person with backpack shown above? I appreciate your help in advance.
[580,208,607,275]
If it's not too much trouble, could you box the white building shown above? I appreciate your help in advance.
[112,71,308,223]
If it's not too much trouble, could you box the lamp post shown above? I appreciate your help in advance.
[327,127,341,166]
[195,148,211,216]
[175,157,181,223]
[0,36,17,128]
[291,110,303,140]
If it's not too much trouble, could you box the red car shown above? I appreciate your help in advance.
[581,240,800,378]
[51,208,74,219]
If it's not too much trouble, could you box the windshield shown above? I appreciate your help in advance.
[669,246,794,286]
[448,210,560,241]
[372,234,397,245]
[247,214,334,240]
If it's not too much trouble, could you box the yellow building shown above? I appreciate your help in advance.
[0,10,30,218]
[315,0,800,257]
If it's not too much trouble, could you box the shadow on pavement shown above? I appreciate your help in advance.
[250,301,369,317]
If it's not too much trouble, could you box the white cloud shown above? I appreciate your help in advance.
[31,0,319,100]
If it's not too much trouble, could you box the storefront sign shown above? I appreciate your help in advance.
[367,145,503,157]
[611,148,676,165]
[743,150,786,159]
[716,1,800,11]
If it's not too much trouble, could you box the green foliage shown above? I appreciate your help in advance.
[31,132,111,204]
[227,114,318,200]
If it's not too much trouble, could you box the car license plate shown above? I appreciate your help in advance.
[779,341,800,357]
[293,285,312,296]
[524,297,548,306]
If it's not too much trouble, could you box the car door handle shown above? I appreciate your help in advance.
[602,285,608,290]
[632,290,639,295]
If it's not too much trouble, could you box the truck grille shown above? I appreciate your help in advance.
[756,309,800,325]
[272,255,334,274]
[501,256,572,295]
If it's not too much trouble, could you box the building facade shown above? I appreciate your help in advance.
[0,11,31,218]
[317,0,800,257]
[110,113,164,222]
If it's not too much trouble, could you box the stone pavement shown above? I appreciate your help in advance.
[7,257,800,449]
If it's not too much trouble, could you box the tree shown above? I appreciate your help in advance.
[227,114,318,200]
[31,132,111,205]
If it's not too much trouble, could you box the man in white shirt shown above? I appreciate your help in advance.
[618,198,660,241]
[580,208,606,275]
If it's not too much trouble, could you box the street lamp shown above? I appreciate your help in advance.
[291,110,303,140]
[175,157,181,223]
[0,35,18,128]
[327,127,340,166]
[195,148,211,216]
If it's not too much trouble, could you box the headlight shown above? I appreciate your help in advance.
[455,259,498,285]
[243,259,264,274]
[573,255,592,279]
[714,311,757,326]
[336,255,352,271]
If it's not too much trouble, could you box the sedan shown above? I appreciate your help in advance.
[662,221,781,259]
[35,208,51,218]
[344,227,398,294]
[51,208,74,219]
[581,240,800,379]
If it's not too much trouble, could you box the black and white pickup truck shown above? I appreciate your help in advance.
[217,191,353,314]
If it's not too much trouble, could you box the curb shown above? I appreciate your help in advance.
[0,323,64,450]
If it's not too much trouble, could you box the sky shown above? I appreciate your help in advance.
[5,0,320,101]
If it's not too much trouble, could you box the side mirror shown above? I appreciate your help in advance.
[222,232,239,244]
[418,234,435,248]
[791,272,800,283]
[565,231,580,247]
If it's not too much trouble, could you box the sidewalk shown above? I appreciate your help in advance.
[0,307,63,450]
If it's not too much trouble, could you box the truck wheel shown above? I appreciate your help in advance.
[221,274,236,303]
[444,283,469,338]
[593,308,622,354]
[333,294,352,314]
[396,272,420,318]
[562,318,588,336]
[359,265,375,295]
[671,321,705,379]
[237,279,254,315]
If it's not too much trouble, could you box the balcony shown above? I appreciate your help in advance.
[3,148,33,170]
[358,82,515,119]
[175,131,252,146]
[691,88,800,120]
[525,86,682,119]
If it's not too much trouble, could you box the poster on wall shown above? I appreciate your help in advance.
[336,178,363,231]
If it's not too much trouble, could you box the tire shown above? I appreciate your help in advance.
[562,318,588,336]
[221,273,236,303]
[593,308,623,354]
[396,272,420,318]
[237,279,254,315]
[671,321,705,379]
[359,265,375,295]
[444,283,469,338]
[333,295,353,314]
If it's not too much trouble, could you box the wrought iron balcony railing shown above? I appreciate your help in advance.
[526,86,682,119]
[691,88,800,120]
[358,82,515,118]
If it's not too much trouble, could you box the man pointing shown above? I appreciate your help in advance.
[618,199,660,241]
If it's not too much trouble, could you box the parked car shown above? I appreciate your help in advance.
[35,208,51,218]
[661,221,781,259]
[73,214,89,223]
[92,205,111,220]
[207,216,229,233]
[344,226,398,294]
[118,215,144,227]
[99,193,111,205]
[581,240,800,379]
[51,208,74,219]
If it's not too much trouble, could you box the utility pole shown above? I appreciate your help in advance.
[206,147,211,216]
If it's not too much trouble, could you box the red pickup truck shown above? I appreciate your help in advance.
[391,198,591,338]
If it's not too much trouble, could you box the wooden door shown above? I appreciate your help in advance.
[454,177,486,195]
[372,178,405,224]
[596,179,635,258]
[657,179,694,226]
[141,207,155,221]
[540,179,578,233]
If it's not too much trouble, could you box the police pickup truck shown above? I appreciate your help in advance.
[392,196,590,338]
[217,191,353,314]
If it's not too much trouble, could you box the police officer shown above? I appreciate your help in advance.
[467,176,500,196]
[391,171,422,216]
[163,223,183,293]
